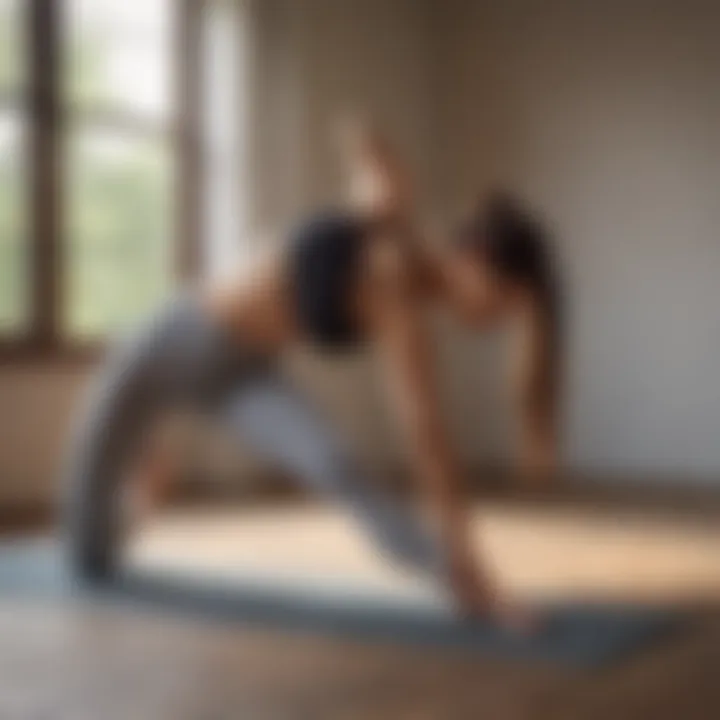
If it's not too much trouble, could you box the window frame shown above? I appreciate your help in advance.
[0,0,203,365]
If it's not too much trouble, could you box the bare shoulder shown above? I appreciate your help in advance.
[363,234,417,301]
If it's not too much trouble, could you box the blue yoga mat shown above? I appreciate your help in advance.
[0,538,681,668]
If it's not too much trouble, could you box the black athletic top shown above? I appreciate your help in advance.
[288,211,369,350]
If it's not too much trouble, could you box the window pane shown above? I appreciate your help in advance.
[0,112,28,334]
[65,0,172,122]
[202,1,246,279]
[0,0,24,94]
[65,128,174,339]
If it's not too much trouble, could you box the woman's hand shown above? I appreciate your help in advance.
[333,116,413,219]
[446,535,538,634]
[446,540,496,617]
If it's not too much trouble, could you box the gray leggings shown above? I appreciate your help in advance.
[63,295,443,582]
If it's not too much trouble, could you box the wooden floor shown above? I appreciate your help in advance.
[2,500,720,719]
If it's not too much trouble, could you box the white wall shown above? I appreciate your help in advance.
[440,0,720,479]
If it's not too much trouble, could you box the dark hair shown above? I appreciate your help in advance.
[459,192,561,314]
[458,192,563,368]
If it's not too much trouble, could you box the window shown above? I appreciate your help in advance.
[0,0,29,335]
[201,0,249,280]
[0,0,207,360]
[64,0,176,339]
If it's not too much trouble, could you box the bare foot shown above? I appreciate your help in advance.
[120,449,175,537]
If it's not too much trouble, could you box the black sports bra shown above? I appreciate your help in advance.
[288,211,369,349]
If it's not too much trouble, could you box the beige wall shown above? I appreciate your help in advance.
[277,0,720,482]
[0,370,88,505]
[249,0,449,479]
[0,0,441,505]
[248,0,515,476]
[2,0,719,507]
[248,0,516,475]
[440,0,720,478]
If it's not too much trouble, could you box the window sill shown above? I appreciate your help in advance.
[0,340,104,367]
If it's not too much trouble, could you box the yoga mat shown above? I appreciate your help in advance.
[0,538,681,667]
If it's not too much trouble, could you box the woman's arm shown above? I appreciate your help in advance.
[365,239,499,617]
[337,120,414,220]
[509,293,561,483]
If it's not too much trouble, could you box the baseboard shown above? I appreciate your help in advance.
[1,467,719,535]
[0,502,55,536]
[174,466,720,518]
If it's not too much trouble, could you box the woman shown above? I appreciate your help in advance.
[64,126,561,628]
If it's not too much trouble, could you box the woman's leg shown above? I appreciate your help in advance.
[62,343,163,582]
[121,418,184,532]
[62,293,261,582]
[220,376,446,580]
